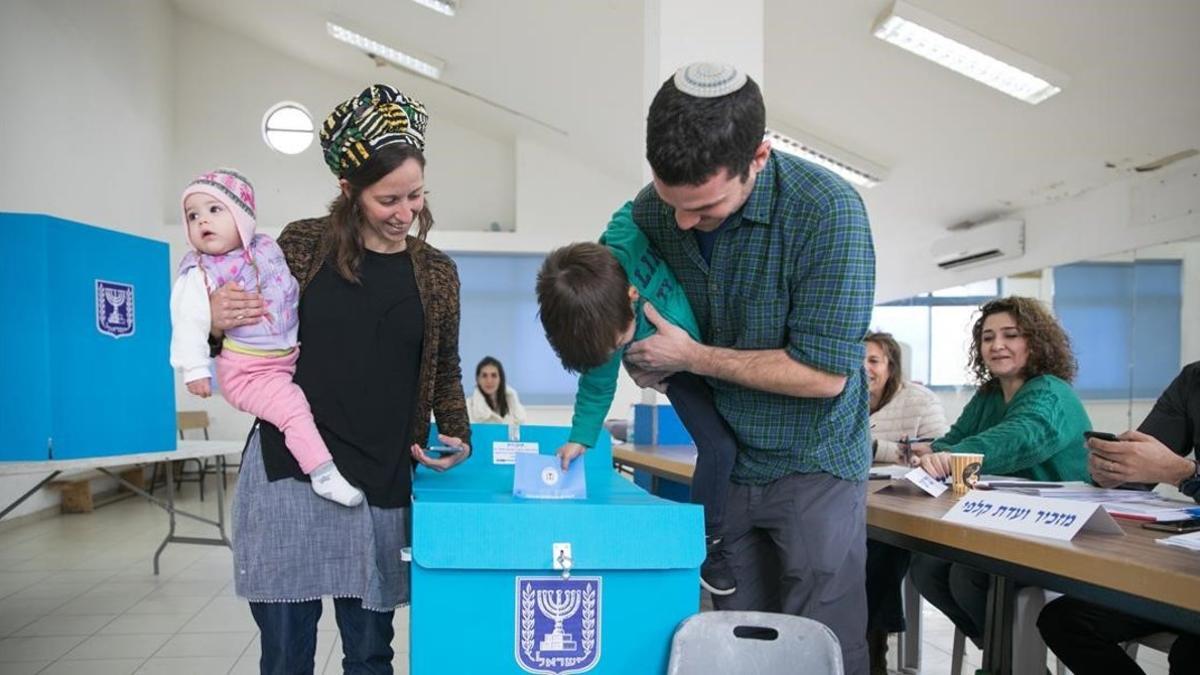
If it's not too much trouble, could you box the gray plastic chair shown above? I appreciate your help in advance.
[667,611,843,675]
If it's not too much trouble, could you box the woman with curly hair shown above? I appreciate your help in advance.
[908,296,1092,648]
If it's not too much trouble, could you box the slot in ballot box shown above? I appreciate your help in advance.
[411,424,704,674]
[1,213,174,461]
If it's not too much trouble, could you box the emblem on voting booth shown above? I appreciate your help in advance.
[95,279,135,338]
[515,576,601,674]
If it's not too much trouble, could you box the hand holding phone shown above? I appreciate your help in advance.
[1083,431,1120,442]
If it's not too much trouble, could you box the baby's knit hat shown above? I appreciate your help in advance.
[181,168,256,252]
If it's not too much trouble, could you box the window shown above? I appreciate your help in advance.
[261,102,314,155]
[870,280,1000,387]
[1053,261,1182,399]
[451,252,576,405]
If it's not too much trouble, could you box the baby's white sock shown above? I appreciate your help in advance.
[310,461,364,507]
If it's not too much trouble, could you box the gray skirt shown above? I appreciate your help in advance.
[232,428,410,612]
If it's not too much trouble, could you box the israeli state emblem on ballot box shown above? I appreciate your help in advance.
[516,576,601,674]
[410,424,704,674]
[95,280,135,338]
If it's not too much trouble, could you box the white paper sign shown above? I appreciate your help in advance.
[904,468,948,497]
[942,489,1125,541]
[493,441,539,465]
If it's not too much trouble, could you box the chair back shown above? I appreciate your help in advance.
[176,411,210,440]
[667,611,843,675]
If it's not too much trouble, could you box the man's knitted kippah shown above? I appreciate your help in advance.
[672,62,748,98]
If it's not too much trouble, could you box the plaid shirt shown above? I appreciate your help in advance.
[632,150,875,483]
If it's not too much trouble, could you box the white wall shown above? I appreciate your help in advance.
[875,160,1200,304]
[0,0,173,236]
[0,0,174,518]
[169,11,515,237]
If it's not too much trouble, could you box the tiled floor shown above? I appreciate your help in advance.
[0,478,1175,674]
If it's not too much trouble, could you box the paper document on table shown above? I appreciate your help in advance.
[1103,500,1200,522]
[869,464,912,479]
[903,467,948,497]
[1157,531,1200,552]
[1000,484,1198,521]
[1013,485,1168,503]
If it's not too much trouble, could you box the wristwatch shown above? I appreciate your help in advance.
[1179,458,1200,500]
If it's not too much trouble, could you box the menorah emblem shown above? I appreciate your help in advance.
[536,589,581,651]
[95,280,135,338]
[104,288,126,324]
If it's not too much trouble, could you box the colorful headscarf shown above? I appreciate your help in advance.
[319,84,429,177]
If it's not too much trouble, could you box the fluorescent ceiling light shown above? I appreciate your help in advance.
[766,128,885,188]
[873,1,1066,105]
[326,22,443,79]
[410,0,456,16]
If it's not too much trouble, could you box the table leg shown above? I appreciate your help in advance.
[0,471,61,520]
[152,465,177,575]
[215,462,229,546]
[982,574,1015,675]
[899,574,922,673]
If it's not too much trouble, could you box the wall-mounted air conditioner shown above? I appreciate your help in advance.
[931,219,1025,270]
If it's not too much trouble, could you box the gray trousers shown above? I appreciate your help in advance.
[712,471,869,675]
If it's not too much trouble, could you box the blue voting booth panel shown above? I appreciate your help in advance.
[412,424,704,674]
[0,213,175,461]
[632,403,694,446]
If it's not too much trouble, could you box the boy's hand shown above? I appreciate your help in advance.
[625,303,697,376]
[187,378,212,398]
[557,442,587,470]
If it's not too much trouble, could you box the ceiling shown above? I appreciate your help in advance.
[172,0,1200,252]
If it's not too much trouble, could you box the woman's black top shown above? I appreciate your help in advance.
[259,250,425,508]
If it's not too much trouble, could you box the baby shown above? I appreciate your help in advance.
[169,168,362,507]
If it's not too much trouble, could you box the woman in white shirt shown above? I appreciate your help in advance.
[466,356,527,424]
[863,331,950,675]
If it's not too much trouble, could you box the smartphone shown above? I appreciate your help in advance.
[1083,431,1120,442]
[1142,518,1200,534]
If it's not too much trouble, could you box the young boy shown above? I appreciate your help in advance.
[536,202,738,595]
[170,168,362,507]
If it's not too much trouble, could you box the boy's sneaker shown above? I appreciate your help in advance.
[699,536,736,596]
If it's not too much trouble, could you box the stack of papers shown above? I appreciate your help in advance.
[987,483,1198,522]
[1102,501,1200,522]
[1157,531,1200,552]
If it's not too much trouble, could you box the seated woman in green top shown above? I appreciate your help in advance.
[908,296,1092,648]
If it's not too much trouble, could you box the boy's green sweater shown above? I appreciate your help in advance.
[568,202,701,447]
[931,374,1091,481]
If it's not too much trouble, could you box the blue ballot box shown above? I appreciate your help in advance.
[632,403,694,446]
[411,424,704,675]
[0,213,175,461]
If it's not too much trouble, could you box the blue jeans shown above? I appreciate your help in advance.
[250,598,395,674]
[665,372,738,535]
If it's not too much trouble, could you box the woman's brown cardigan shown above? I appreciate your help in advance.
[275,216,471,449]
